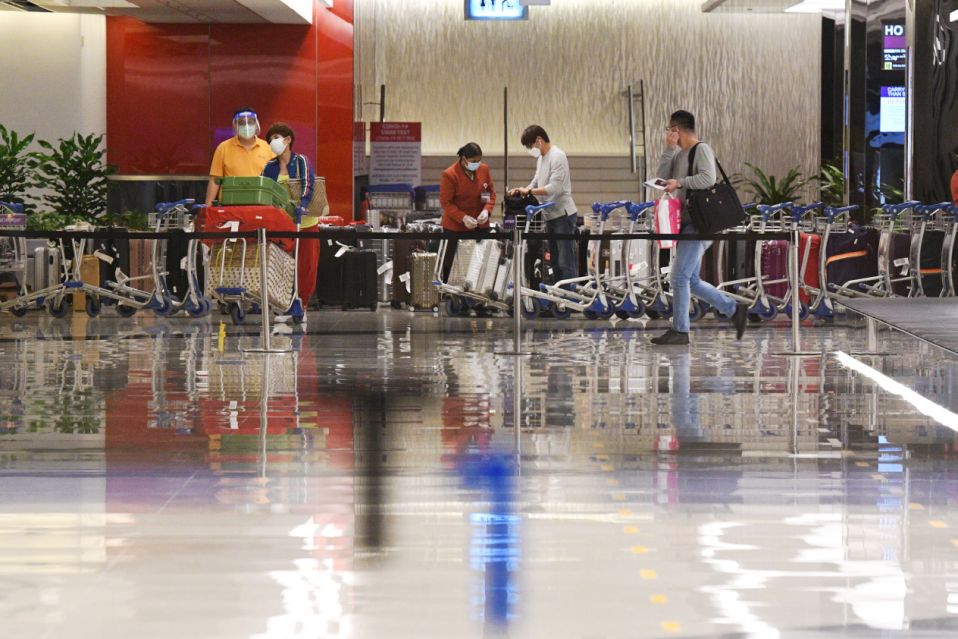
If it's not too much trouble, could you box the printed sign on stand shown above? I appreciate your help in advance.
[353,122,367,177]
[370,122,421,186]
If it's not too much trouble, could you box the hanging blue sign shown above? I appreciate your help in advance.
[465,0,528,21]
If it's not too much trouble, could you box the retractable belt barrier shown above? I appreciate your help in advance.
[0,228,792,243]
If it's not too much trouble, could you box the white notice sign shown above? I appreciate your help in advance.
[370,122,422,186]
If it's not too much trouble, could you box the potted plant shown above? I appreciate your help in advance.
[735,163,811,206]
[0,123,40,212]
[35,132,115,226]
[817,162,846,207]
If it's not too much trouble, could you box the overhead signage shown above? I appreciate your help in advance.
[464,0,528,21]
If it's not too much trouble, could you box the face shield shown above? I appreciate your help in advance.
[233,111,260,139]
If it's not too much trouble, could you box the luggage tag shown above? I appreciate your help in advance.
[93,250,114,264]
[377,260,393,276]
[894,257,909,275]
[400,272,411,293]
[660,265,672,275]
[334,243,351,258]
[220,221,240,242]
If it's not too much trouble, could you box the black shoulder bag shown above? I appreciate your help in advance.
[685,143,746,234]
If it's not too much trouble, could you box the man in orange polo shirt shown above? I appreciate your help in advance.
[204,107,274,207]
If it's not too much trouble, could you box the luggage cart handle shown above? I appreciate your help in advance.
[524,202,556,216]
[915,202,954,218]
[823,204,859,221]
[591,200,630,222]
[757,202,793,222]
[626,201,656,222]
[881,200,920,217]
[156,198,195,214]
[789,202,823,221]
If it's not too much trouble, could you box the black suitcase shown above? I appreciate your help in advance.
[920,230,945,297]
[93,227,131,286]
[342,249,378,311]
[164,229,204,299]
[890,232,911,296]
[825,224,877,289]
[315,226,356,307]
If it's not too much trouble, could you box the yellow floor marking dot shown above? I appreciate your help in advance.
[607,479,620,487]
[617,508,633,518]
[639,569,657,580]
[930,520,948,529]
[855,461,869,468]
[871,473,885,481]
[630,545,649,555]
[660,621,681,633]
[601,464,614,472]
[595,454,610,462]
[612,493,626,501]
[623,526,639,535]
[910,503,925,511]
[593,442,606,449]
[650,594,668,605]
[950,539,958,547]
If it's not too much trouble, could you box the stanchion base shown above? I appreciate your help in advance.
[771,351,825,357]
[241,348,293,354]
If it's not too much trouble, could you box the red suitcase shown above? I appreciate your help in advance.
[198,205,296,253]
[763,233,820,303]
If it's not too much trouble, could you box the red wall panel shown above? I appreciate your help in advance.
[105,19,211,174]
[106,0,354,217]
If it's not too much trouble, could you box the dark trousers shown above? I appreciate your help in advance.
[547,214,578,283]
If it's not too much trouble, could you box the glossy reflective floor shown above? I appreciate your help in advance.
[2,310,958,638]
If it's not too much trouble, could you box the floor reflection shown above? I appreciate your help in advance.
[1,312,958,636]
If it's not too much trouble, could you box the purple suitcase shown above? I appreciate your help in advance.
[762,240,789,298]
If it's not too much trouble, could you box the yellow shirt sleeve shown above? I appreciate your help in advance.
[209,140,227,178]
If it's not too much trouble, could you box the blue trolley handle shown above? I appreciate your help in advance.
[757,202,793,222]
[156,198,196,214]
[790,201,823,222]
[591,200,630,222]
[626,201,656,222]
[524,202,556,216]
[823,204,859,221]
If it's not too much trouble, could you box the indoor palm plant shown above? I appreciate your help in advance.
[35,132,115,226]
[0,123,40,212]
[735,163,811,205]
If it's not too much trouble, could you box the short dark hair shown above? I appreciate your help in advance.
[669,110,696,132]
[521,125,550,147]
[265,122,295,147]
[457,142,483,159]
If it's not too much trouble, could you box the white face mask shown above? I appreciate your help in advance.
[527,146,541,159]
[237,124,257,140]
[270,137,288,155]
[465,160,481,172]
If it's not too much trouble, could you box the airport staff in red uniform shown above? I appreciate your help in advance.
[439,142,496,281]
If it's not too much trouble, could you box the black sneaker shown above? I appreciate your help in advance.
[732,303,748,340]
[650,329,690,346]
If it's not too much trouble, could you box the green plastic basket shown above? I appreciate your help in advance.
[218,177,290,209]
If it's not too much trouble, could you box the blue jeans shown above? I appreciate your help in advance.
[671,225,736,333]
[547,214,578,283]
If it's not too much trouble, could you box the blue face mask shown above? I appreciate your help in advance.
[466,160,481,172]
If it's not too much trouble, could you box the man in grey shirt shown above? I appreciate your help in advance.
[510,125,578,282]
[650,110,747,346]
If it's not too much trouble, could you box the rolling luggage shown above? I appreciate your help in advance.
[315,225,356,307]
[762,240,789,298]
[411,252,439,310]
[492,249,512,302]
[891,232,911,296]
[31,246,61,292]
[392,238,426,308]
[448,240,476,288]
[93,228,130,287]
[342,249,378,311]
[824,225,877,290]
[164,228,204,300]
[915,230,945,297]
[477,241,502,297]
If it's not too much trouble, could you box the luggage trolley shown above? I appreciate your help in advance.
[0,203,28,312]
[436,232,514,317]
[832,201,920,298]
[909,202,954,298]
[807,204,858,318]
[938,204,958,297]
[204,208,304,325]
[776,202,823,321]
[105,199,210,317]
[524,201,626,320]
[603,200,656,319]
